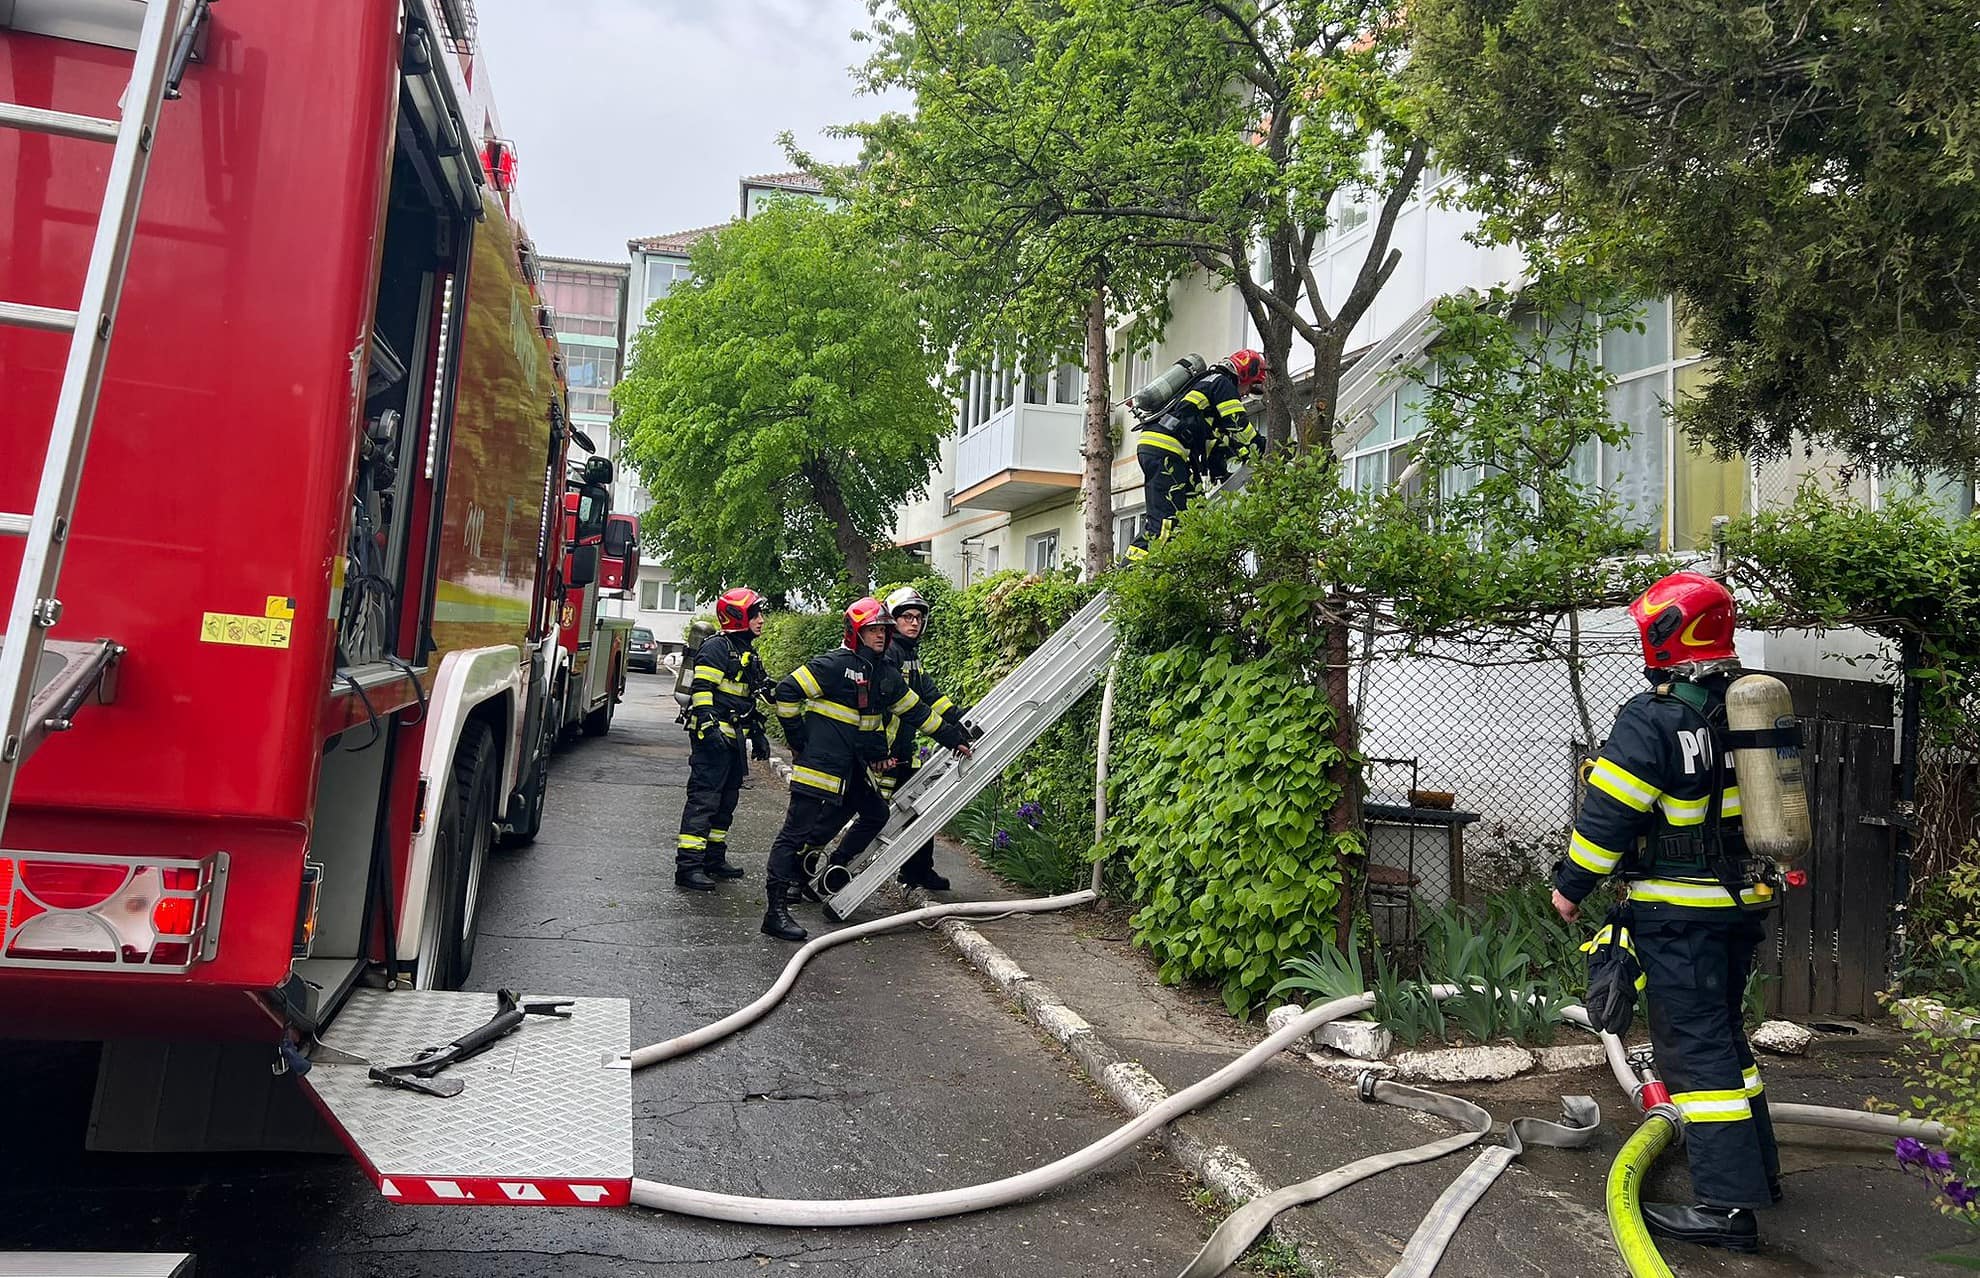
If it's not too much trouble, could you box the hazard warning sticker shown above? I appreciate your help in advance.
[200,611,293,649]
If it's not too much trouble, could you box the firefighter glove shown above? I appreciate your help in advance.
[750,729,772,762]
[1580,907,1644,1037]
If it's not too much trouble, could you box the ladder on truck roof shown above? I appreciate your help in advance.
[820,298,1452,920]
[0,0,209,846]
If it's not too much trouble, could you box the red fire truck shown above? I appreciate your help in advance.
[0,0,637,1207]
[544,473,637,747]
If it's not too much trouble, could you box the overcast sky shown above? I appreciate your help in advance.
[476,0,905,263]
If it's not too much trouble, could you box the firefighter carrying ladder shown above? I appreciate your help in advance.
[0,0,210,849]
[820,296,1455,920]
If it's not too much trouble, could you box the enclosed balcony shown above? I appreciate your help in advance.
[950,363,1086,512]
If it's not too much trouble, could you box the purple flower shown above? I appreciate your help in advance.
[1017,801,1042,828]
[918,745,933,762]
[1947,1180,1977,1210]
[993,830,1012,850]
[1896,1137,1928,1168]
[1927,1148,1956,1175]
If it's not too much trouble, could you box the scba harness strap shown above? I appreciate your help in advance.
[1634,680,1775,914]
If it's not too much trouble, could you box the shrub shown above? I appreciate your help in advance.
[949,784,1088,895]
[757,608,842,682]
[1108,639,1357,1017]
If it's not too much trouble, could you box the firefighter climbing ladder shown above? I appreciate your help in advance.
[823,296,1453,919]
[0,0,204,847]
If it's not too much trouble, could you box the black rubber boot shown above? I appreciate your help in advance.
[1640,1203,1759,1253]
[761,883,807,942]
[899,867,950,892]
[704,844,746,880]
[675,866,718,892]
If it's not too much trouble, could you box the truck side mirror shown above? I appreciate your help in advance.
[602,518,635,559]
[568,544,598,588]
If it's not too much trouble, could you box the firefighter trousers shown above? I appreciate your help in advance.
[880,762,938,880]
[766,768,889,889]
[676,727,746,870]
[1639,912,1780,1208]
[1129,446,1194,554]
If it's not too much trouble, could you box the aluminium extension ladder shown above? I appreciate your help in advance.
[0,0,207,849]
[822,296,1455,919]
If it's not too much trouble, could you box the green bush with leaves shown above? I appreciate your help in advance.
[756,609,844,683]
[1107,640,1357,1017]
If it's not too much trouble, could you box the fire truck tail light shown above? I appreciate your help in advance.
[0,852,229,974]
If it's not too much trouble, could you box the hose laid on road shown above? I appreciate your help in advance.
[1607,1109,1682,1278]
[623,889,1096,1068]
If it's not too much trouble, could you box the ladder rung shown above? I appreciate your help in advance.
[0,515,28,537]
[0,301,80,334]
[0,101,120,144]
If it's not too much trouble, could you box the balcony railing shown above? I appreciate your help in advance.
[951,402,1084,511]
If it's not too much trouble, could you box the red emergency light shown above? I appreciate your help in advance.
[480,139,518,193]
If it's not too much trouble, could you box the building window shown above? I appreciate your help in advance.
[639,580,660,611]
[1112,508,1143,561]
[1026,530,1061,573]
[1055,362,1080,407]
[658,582,699,613]
[644,258,694,303]
[563,346,617,391]
[1343,366,1432,502]
[985,544,1001,573]
[542,271,621,321]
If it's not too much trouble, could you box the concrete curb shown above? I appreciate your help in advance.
[893,882,1336,1272]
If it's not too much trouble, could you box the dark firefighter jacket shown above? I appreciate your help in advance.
[1136,368,1257,483]
[1554,678,1780,919]
[688,633,770,739]
[883,633,970,759]
[775,645,965,799]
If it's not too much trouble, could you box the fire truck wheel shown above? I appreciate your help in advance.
[582,663,619,737]
[503,699,555,848]
[426,721,498,989]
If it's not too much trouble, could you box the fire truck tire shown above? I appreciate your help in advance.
[582,664,619,737]
[503,702,554,848]
[428,721,498,989]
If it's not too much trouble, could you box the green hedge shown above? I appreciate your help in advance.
[757,610,844,682]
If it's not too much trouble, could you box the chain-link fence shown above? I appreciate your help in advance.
[1350,611,1648,946]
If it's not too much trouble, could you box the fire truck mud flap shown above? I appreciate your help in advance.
[298,988,632,1207]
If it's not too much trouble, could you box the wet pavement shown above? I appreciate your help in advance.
[0,673,1212,1276]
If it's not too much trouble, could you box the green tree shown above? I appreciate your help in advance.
[1409,0,1980,469]
[820,1,1199,575]
[615,202,951,599]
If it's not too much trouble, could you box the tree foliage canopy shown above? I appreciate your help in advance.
[615,201,951,600]
[1410,0,1980,469]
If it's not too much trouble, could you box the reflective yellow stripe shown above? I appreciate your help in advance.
[1137,430,1189,458]
[1722,785,1743,817]
[1568,830,1624,873]
[1629,877,1773,908]
[709,829,728,841]
[1217,398,1244,417]
[775,700,803,718]
[891,688,921,714]
[1742,1066,1764,1098]
[677,834,706,850]
[806,698,862,726]
[1589,759,1660,812]
[1181,389,1210,409]
[791,765,843,795]
[921,711,946,735]
[694,665,725,685]
[717,679,747,695]
[718,722,738,738]
[931,696,955,716]
[793,666,822,698]
[691,691,715,708]
[859,714,884,730]
[1672,1089,1752,1123]
[1658,793,1710,827]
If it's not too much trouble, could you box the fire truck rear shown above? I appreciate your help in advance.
[0,0,637,1206]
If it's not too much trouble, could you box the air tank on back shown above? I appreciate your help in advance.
[1725,673,1813,861]
[1129,354,1208,418]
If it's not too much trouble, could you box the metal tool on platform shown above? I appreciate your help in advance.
[367,988,573,1098]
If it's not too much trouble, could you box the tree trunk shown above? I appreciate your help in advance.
[1323,604,1361,949]
[1299,337,1346,454]
[803,458,871,593]
[1080,274,1114,577]
[1256,314,1297,452]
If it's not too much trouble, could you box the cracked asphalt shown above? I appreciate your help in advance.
[0,673,1212,1276]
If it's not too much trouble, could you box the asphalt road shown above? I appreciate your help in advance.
[0,672,1214,1276]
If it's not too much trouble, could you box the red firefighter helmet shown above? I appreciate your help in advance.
[1629,571,1737,669]
[715,587,763,633]
[842,595,895,649]
[1227,349,1268,393]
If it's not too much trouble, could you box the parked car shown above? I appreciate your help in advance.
[627,626,659,673]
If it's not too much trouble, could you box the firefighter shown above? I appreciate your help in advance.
[761,597,971,941]
[674,587,773,891]
[1127,348,1266,558]
[1552,571,1781,1253]
[878,584,980,892]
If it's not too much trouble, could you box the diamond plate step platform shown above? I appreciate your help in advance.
[300,988,632,1207]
